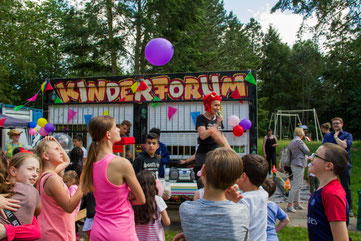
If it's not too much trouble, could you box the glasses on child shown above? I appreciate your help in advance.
[311,153,331,163]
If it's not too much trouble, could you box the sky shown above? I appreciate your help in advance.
[223,0,318,47]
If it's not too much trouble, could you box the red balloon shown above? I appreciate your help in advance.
[233,125,244,137]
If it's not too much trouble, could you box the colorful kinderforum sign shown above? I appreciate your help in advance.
[52,72,251,104]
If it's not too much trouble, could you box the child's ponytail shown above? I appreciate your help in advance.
[82,115,115,193]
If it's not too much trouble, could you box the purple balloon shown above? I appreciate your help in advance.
[39,127,49,137]
[240,119,252,130]
[145,38,174,66]
[44,123,55,133]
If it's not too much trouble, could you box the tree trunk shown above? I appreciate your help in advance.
[134,0,142,75]
[106,0,117,75]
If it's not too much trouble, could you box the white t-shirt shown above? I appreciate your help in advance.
[82,146,88,159]
[239,186,268,241]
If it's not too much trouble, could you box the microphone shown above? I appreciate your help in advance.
[217,111,222,116]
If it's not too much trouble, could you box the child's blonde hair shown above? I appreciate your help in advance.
[35,139,56,167]
[63,170,79,185]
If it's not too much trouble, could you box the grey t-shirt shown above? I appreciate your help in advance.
[180,199,250,241]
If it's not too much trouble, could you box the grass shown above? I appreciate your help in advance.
[165,227,361,241]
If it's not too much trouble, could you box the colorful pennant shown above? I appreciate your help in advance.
[0,118,6,127]
[191,112,201,126]
[152,96,161,107]
[84,115,93,127]
[136,81,148,92]
[131,82,138,93]
[119,96,126,102]
[14,105,24,111]
[168,106,178,120]
[45,82,53,91]
[27,93,39,102]
[230,89,242,99]
[54,97,63,104]
[68,109,77,122]
[245,72,256,85]
[102,110,109,116]
[41,81,47,92]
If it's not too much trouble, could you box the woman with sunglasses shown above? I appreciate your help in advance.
[286,127,310,213]
[307,143,350,241]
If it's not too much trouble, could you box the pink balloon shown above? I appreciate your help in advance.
[39,127,48,137]
[145,38,174,66]
[228,115,241,127]
[28,128,37,136]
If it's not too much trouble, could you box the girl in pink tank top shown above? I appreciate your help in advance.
[36,136,84,241]
[81,116,145,241]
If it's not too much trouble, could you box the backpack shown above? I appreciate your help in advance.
[280,147,291,168]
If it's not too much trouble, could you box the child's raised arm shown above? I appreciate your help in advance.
[44,175,83,213]
[43,136,70,174]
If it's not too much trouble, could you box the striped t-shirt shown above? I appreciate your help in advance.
[135,195,167,241]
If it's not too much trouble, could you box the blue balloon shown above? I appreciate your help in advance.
[29,121,37,128]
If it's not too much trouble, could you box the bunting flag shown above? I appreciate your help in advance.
[54,97,63,104]
[190,112,201,126]
[84,115,92,127]
[14,105,24,111]
[245,72,256,85]
[68,109,77,122]
[102,110,109,116]
[230,89,242,99]
[27,93,39,102]
[41,81,47,92]
[152,96,161,107]
[0,118,6,127]
[131,82,138,93]
[119,96,126,102]
[136,81,148,92]
[168,106,178,120]
[45,82,53,91]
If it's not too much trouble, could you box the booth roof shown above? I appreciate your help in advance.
[0,114,29,128]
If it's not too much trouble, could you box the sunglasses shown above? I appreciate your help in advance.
[312,153,331,163]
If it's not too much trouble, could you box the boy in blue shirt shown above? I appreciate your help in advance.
[262,178,289,241]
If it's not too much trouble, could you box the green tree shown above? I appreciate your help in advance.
[0,0,64,106]
[259,26,292,112]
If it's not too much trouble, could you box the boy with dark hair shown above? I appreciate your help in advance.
[133,133,160,177]
[73,134,87,162]
[149,128,170,178]
[262,178,289,241]
[119,120,133,159]
[179,148,249,241]
[307,143,350,241]
[228,154,269,241]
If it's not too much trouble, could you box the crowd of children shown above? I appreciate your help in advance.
[0,111,352,241]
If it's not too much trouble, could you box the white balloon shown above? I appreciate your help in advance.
[228,115,241,127]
